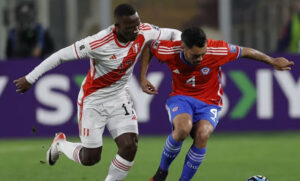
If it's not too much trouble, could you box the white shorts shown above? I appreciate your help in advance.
[77,91,138,148]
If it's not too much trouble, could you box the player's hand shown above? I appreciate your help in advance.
[13,77,32,94]
[271,57,294,71]
[140,78,158,95]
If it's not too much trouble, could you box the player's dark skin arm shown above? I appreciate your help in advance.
[241,47,294,70]
[139,41,158,94]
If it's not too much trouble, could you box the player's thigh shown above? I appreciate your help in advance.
[106,94,138,139]
[194,105,221,129]
[78,104,107,148]
[166,95,193,129]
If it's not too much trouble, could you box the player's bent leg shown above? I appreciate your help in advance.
[179,120,214,181]
[115,132,138,161]
[193,119,214,148]
[151,114,192,181]
[172,113,193,141]
[47,132,88,166]
[105,133,137,181]
[79,147,102,166]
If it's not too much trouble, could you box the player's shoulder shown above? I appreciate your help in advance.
[139,23,160,32]
[81,25,114,50]
[139,23,161,40]
[207,39,228,48]
[153,40,181,57]
[90,25,114,40]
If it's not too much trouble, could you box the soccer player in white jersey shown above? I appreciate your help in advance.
[13,4,181,181]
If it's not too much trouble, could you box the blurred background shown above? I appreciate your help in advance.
[0,0,300,181]
[1,0,300,59]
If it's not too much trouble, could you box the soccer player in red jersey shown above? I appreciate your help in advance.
[140,27,294,181]
[13,4,181,181]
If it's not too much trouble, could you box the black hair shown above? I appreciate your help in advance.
[181,27,207,48]
[114,4,136,18]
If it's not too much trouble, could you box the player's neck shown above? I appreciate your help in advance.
[116,33,129,44]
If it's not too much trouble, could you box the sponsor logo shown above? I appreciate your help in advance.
[79,45,85,50]
[172,106,179,112]
[132,115,137,120]
[109,54,117,60]
[187,161,198,169]
[173,69,180,74]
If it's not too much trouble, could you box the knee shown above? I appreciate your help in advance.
[80,147,101,166]
[195,127,212,143]
[120,138,138,154]
[81,156,100,166]
[173,114,193,141]
[174,127,192,141]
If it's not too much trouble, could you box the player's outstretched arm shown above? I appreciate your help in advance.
[159,28,182,41]
[241,47,294,71]
[13,45,79,94]
[139,41,158,95]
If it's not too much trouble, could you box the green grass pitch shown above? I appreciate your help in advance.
[0,132,299,181]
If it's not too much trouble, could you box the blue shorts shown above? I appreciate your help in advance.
[165,95,221,128]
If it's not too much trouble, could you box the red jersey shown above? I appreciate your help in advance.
[150,39,241,106]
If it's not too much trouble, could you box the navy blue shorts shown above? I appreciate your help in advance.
[165,95,221,128]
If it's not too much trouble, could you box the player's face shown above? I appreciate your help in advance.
[115,13,141,42]
[183,44,207,65]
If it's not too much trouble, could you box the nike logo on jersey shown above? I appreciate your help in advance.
[173,69,180,74]
[110,54,117,60]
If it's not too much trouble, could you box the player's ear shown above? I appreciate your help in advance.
[181,42,187,51]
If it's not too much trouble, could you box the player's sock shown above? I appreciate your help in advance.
[57,140,83,163]
[104,154,133,181]
[179,145,206,181]
[159,134,183,171]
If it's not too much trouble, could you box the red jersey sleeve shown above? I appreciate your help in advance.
[150,40,181,62]
[207,39,242,66]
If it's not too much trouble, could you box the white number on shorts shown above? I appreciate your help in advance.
[122,104,130,115]
[210,108,218,122]
[186,76,195,87]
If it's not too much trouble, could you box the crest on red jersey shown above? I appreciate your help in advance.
[201,67,210,75]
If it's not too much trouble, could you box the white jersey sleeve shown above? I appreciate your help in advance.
[25,28,114,84]
[140,23,181,41]
[25,45,78,84]
[159,28,182,41]
[73,28,113,59]
[73,35,96,59]
[25,46,76,84]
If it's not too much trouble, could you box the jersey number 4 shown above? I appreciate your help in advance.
[186,76,195,87]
